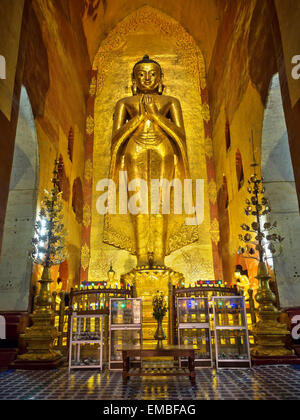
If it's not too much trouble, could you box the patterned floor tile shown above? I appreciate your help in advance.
[0,365,300,400]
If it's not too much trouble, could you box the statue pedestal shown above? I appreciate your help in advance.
[12,267,63,370]
[122,266,184,346]
[251,311,294,357]
[251,262,294,358]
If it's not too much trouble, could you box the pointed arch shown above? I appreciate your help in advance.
[0,86,39,311]
[92,5,207,94]
[81,5,224,282]
[261,73,300,308]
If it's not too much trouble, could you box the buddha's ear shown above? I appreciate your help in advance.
[132,79,138,95]
[158,83,164,95]
[158,73,164,95]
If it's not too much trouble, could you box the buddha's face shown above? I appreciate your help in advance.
[133,62,161,93]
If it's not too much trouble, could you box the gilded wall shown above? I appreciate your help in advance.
[87,8,215,284]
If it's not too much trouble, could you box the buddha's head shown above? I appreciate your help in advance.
[132,55,164,95]
[234,265,243,281]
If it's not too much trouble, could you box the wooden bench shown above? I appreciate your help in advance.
[122,345,196,385]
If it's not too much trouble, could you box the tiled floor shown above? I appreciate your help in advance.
[0,365,300,400]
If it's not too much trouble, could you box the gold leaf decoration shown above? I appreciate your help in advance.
[167,224,199,255]
[201,104,211,123]
[208,180,217,205]
[200,77,207,90]
[89,76,97,97]
[92,6,206,97]
[103,219,136,254]
[205,137,214,159]
[210,218,220,245]
[86,115,95,136]
[83,204,91,228]
[84,159,93,182]
[81,243,90,271]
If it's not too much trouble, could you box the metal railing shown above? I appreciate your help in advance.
[30,284,135,357]
[168,282,256,345]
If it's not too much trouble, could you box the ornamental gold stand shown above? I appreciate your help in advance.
[251,262,293,360]
[11,267,64,369]
[238,156,296,364]
[122,266,184,346]
[11,159,66,369]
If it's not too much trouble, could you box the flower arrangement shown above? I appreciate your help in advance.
[152,290,168,320]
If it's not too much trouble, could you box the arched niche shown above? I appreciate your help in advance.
[0,86,39,311]
[87,6,216,282]
[235,149,244,191]
[261,73,300,308]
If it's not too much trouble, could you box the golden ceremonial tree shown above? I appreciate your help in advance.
[32,163,67,268]
[17,159,67,365]
[238,161,293,357]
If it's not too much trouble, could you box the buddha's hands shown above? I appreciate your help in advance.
[139,95,146,117]
[143,95,159,117]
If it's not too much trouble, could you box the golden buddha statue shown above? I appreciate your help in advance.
[234,266,250,301]
[103,55,198,267]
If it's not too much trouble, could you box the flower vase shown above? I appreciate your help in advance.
[154,317,166,349]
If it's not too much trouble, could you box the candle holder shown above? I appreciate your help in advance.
[14,159,67,368]
[238,156,293,357]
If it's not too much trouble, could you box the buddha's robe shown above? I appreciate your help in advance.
[103,95,198,258]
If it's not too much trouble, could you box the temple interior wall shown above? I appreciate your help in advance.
[261,74,300,308]
[0,0,299,311]
[0,1,25,263]
[82,0,220,69]
[0,0,90,302]
[271,0,300,214]
[27,0,90,290]
[208,0,276,289]
[213,82,265,288]
[0,86,38,311]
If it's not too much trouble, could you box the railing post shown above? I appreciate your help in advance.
[104,314,109,363]
[172,285,177,345]
[57,291,65,349]
[66,288,74,354]
[168,282,173,345]
[132,281,137,298]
